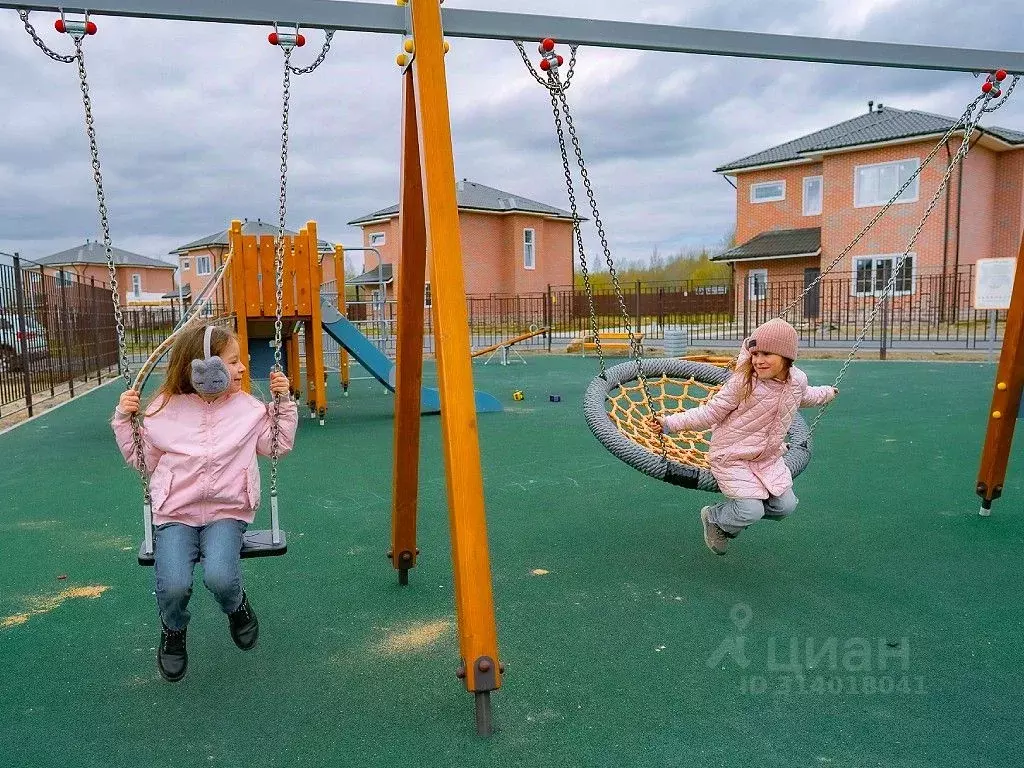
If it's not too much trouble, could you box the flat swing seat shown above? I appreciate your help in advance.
[137,529,288,567]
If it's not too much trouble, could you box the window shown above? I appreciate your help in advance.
[131,274,142,298]
[195,255,212,275]
[523,229,536,270]
[369,232,385,247]
[802,176,823,216]
[853,254,914,296]
[750,181,785,203]
[182,259,191,271]
[854,159,919,208]
[747,269,768,301]
[424,283,432,308]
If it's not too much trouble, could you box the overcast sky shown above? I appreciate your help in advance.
[3,0,1024,275]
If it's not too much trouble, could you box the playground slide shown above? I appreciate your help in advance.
[320,298,503,414]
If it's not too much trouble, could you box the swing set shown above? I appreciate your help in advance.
[7,0,1024,738]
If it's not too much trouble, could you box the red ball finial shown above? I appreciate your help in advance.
[268,31,279,45]
[539,58,551,71]
[86,21,97,35]
[296,33,306,47]
[54,18,66,33]
[996,69,1007,81]
[541,38,555,52]
[556,54,564,66]
[982,81,993,93]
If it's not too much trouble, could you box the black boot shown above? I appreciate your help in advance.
[157,624,188,682]
[228,592,259,650]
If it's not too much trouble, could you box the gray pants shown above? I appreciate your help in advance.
[707,489,799,535]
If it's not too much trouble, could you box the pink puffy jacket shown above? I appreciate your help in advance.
[112,391,299,527]
[661,343,835,499]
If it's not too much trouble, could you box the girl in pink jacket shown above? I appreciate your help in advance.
[112,324,298,682]
[651,319,836,555]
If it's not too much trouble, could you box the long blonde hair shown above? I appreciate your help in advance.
[147,324,237,415]
[735,354,792,401]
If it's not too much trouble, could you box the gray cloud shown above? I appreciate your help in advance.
[2,0,1023,273]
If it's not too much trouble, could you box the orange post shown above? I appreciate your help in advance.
[408,0,501,733]
[976,231,1024,514]
[390,68,429,586]
[334,245,350,393]
[228,220,253,393]
[304,222,327,418]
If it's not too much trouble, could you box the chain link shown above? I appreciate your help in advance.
[18,10,77,62]
[268,46,294,497]
[288,30,335,75]
[19,10,149,497]
[514,41,579,90]
[517,42,668,454]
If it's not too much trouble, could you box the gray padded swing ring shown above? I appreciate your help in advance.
[583,358,812,492]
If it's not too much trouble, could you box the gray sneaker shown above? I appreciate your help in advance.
[700,506,728,555]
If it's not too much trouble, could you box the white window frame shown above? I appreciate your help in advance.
[369,232,386,247]
[854,158,920,208]
[750,181,786,203]
[747,268,768,301]
[523,228,536,270]
[181,259,191,271]
[802,175,823,216]
[851,253,915,297]
[131,273,142,298]
[195,255,212,276]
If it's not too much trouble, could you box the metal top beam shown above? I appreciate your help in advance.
[3,0,1024,74]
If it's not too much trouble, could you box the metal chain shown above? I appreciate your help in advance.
[518,44,668,453]
[808,94,996,434]
[779,93,987,319]
[288,30,335,75]
[20,10,149,495]
[18,10,76,62]
[547,88,604,372]
[513,41,579,90]
[269,45,293,497]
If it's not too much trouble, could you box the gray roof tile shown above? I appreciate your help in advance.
[716,107,1024,173]
[171,219,334,254]
[35,241,174,269]
[348,180,578,225]
[713,227,821,262]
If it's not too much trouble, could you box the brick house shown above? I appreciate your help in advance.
[34,240,176,307]
[346,180,577,306]
[170,218,335,307]
[712,103,1024,322]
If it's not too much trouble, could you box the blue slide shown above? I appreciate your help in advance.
[320,298,503,414]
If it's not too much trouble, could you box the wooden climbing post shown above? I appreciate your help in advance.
[976,231,1024,514]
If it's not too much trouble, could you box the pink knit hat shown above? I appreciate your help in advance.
[746,318,799,361]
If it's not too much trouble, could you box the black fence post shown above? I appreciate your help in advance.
[58,270,75,399]
[879,297,889,361]
[634,280,642,337]
[12,254,34,417]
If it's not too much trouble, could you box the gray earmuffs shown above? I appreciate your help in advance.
[190,325,230,396]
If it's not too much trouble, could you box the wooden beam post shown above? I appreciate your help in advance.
[390,67,429,586]
[408,0,502,734]
[976,231,1024,514]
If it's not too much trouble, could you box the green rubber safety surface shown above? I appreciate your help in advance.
[1,356,1022,767]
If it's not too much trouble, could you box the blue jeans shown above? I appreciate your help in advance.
[707,489,799,536]
[153,519,247,631]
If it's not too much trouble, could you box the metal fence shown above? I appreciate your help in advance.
[0,259,121,419]
[1,264,1008,418]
